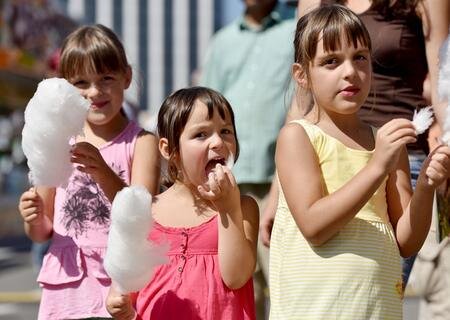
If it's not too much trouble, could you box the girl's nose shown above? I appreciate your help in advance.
[84,84,101,99]
[343,60,357,79]
[210,133,224,149]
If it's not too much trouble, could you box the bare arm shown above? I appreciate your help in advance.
[130,131,161,195]
[388,144,450,257]
[71,142,127,202]
[277,119,417,246]
[218,195,259,290]
[71,130,160,202]
[198,165,259,289]
[260,94,305,246]
[260,178,279,247]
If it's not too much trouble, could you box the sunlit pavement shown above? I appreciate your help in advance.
[0,236,39,320]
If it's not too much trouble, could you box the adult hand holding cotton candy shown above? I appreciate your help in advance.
[104,186,168,294]
[21,78,90,187]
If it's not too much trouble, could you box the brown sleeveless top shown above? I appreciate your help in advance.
[322,1,429,152]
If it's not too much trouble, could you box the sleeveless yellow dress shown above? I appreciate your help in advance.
[269,119,403,319]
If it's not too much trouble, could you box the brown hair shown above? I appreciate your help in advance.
[294,5,372,115]
[59,24,129,79]
[157,86,240,184]
[294,4,371,68]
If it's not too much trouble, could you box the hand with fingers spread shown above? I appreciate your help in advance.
[106,285,136,320]
[18,187,45,226]
[419,144,450,188]
[70,141,112,182]
[371,119,417,174]
[197,163,240,213]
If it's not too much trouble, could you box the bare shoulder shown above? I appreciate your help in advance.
[133,129,159,162]
[277,121,311,150]
[136,129,158,146]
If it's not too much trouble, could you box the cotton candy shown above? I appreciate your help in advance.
[104,186,168,294]
[21,78,89,187]
[412,106,434,135]
[225,153,235,170]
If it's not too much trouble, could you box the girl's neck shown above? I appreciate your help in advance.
[306,107,374,151]
[83,114,129,147]
[153,181,217,228]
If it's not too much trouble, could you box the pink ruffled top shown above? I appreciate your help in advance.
[135,215,256,320]
[37,121,142,320]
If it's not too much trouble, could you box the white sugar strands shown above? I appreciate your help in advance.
[104,186,168,294]
[21,78,89,187]
[412,106,434,135]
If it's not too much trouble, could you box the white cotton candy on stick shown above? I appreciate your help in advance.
[412,106,434,135]
[104,186,168,294]
[21,78,89,187]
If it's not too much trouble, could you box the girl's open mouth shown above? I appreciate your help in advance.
[205,158,225,175]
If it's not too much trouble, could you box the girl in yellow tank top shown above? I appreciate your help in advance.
[269,5,450,320]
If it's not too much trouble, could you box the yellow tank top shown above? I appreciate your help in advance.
[269,119,403,319]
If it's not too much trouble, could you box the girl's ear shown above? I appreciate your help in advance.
[292,63,308,88]
[159,138,171,161]
[124,66,132,89]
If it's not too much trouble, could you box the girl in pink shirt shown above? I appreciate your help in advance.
[106,87,258,320]
[18,24,160,320]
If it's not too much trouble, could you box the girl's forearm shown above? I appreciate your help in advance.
[298,160,387,246]
[96,168,127,203]
[395,182,435,257]
[217,212,256,290]
[25,216,53,242]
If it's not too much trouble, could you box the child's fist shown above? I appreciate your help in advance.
[106,286,136,320]
[18,187,44,225]
[422,144,450,187]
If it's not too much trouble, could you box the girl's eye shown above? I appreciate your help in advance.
[355,54,367,61]
[194,132,207,139]
[73,80,88,88]
[221,128,233,135]
[324,58,338,65]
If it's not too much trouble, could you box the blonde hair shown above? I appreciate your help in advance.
[59,24,129,79]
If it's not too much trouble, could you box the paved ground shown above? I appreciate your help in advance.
[0,237,39,320]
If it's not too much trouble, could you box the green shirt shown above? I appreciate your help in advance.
[201,12,295,184]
